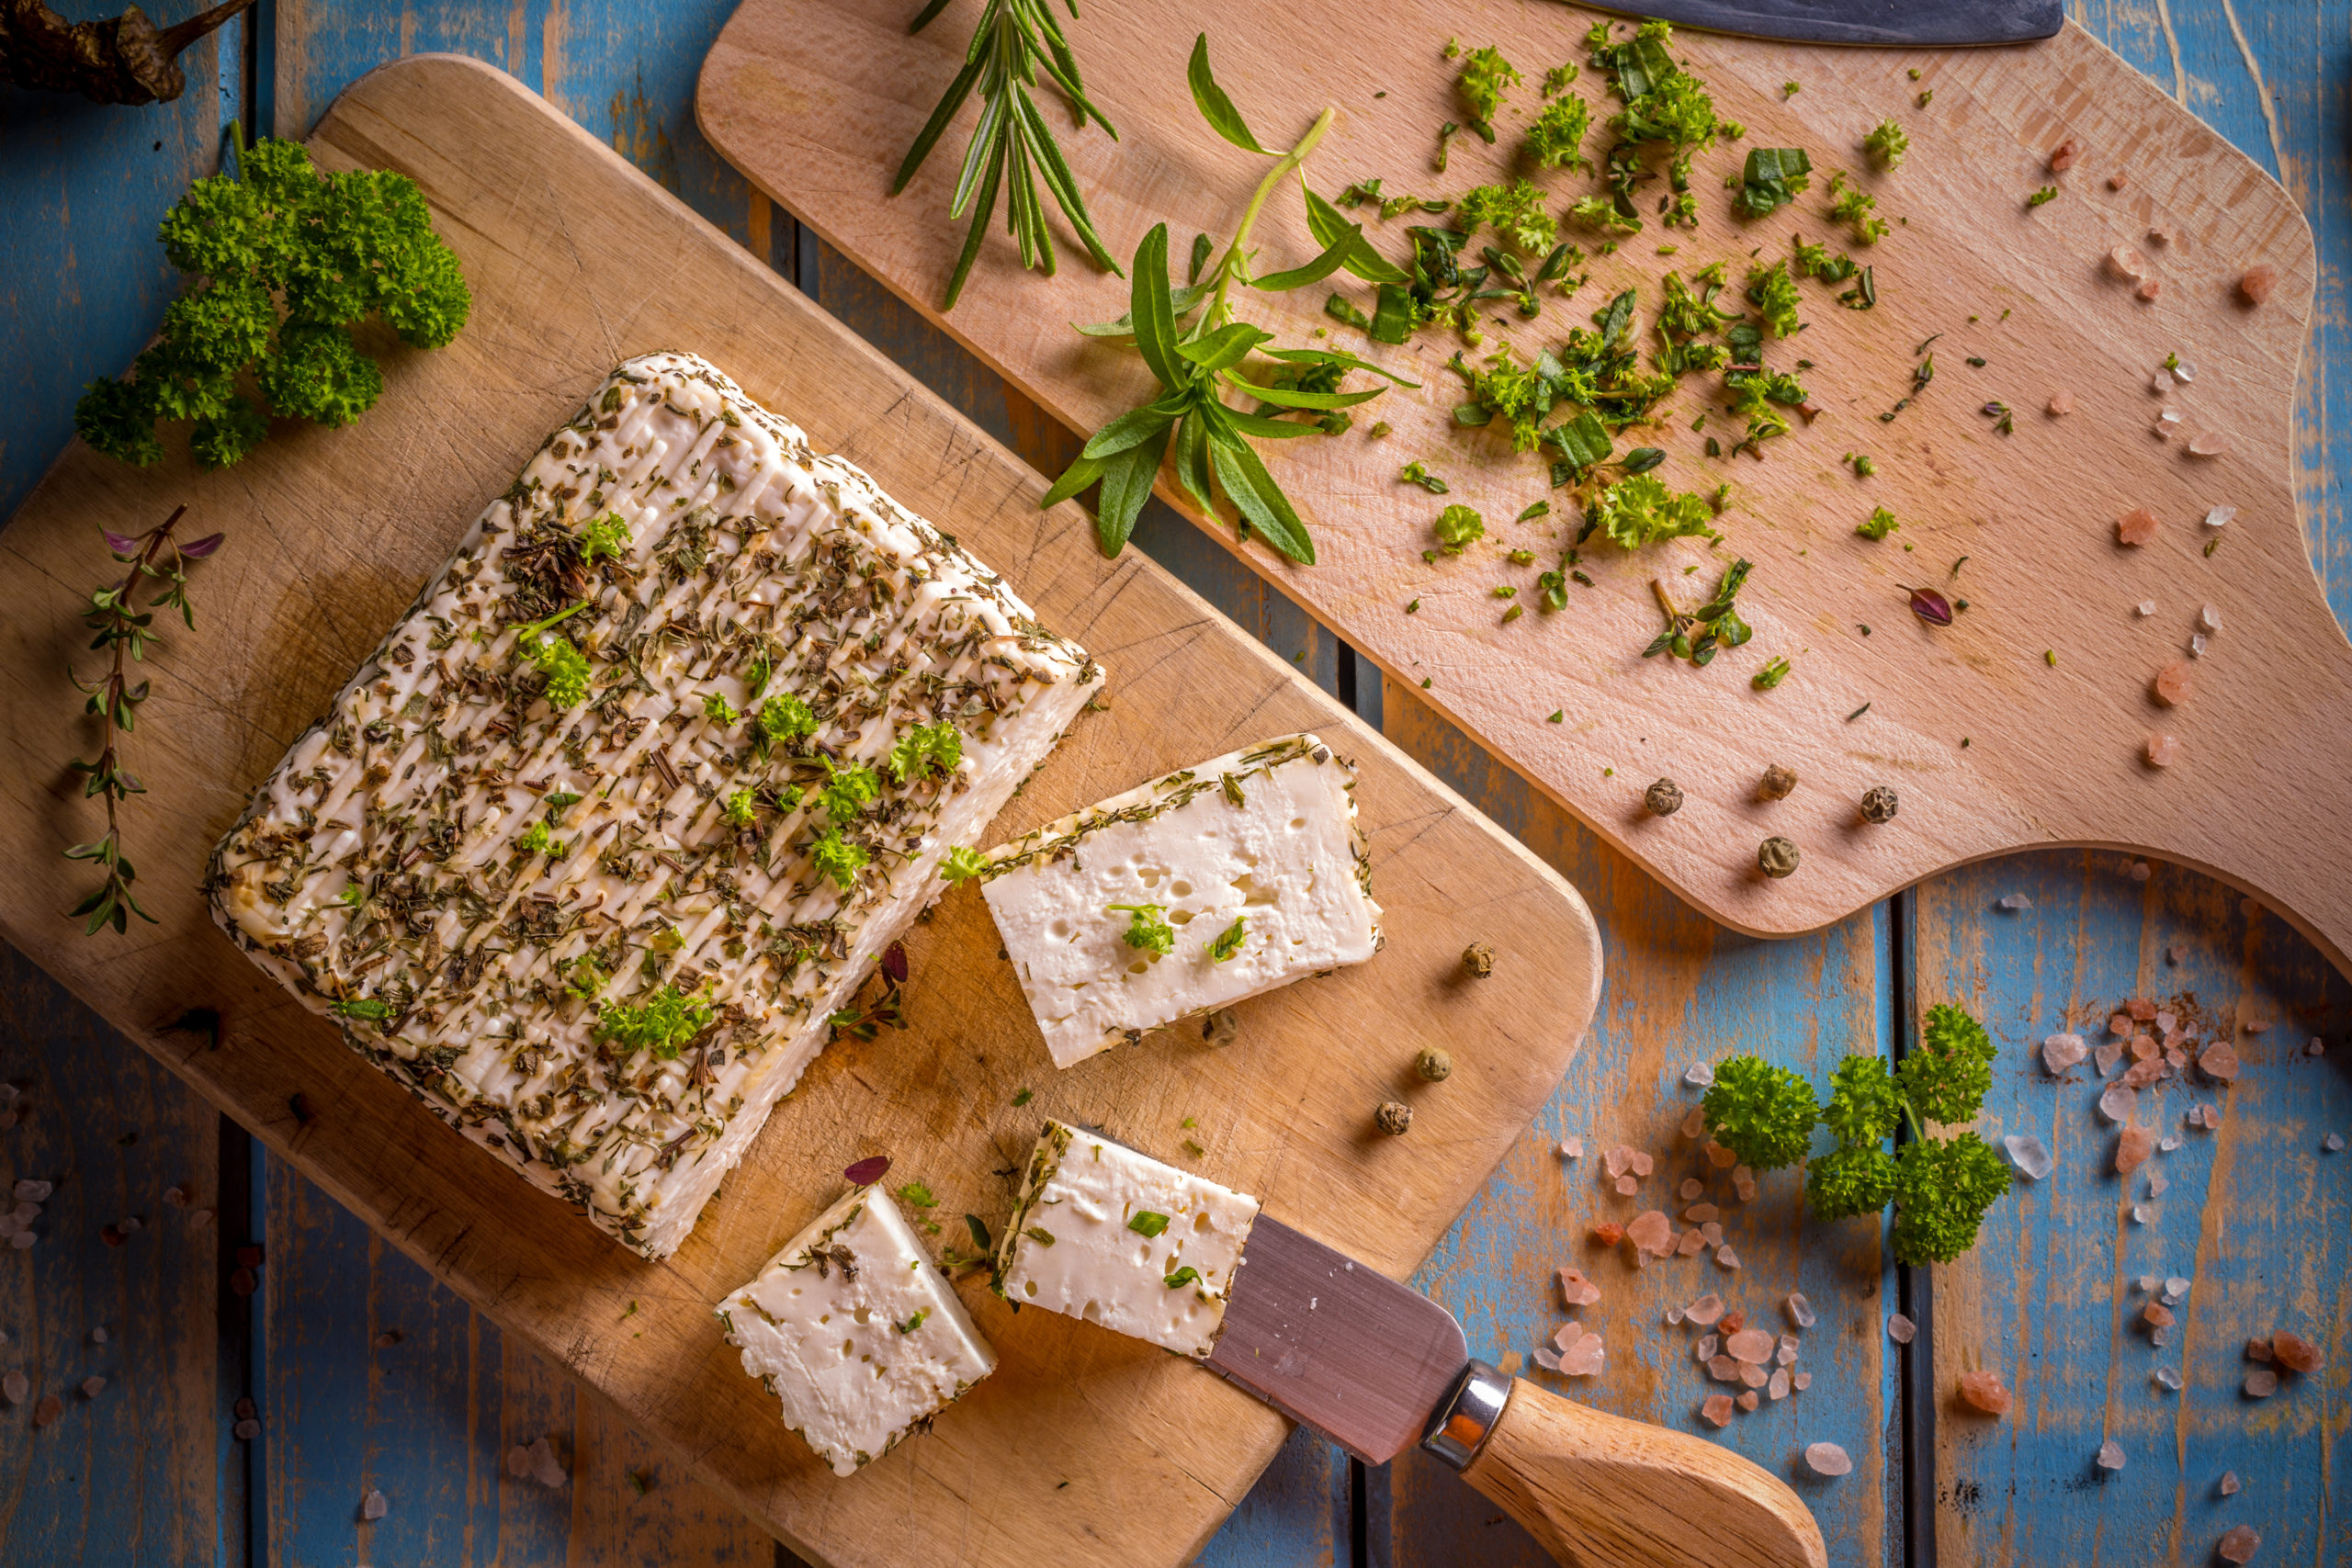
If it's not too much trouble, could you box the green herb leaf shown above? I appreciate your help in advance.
[1207,434,1315,564]
[1129,223,1182,389]
[1186,33,1269,154]
[1303,185,1410,284]
[940,845,989,886]
[1204,916,1248,964]
[1109,902,1174,956]
[1127,1211,1171,1237]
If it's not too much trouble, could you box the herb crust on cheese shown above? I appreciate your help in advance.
[208,351,1099,1258]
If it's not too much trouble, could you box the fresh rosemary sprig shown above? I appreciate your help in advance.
[1045,38,1412,563]
[66,504,224,936]
[895,0,1120,311]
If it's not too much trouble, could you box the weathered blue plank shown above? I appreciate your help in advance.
[0,945,231,1567]
[1913,851,2352,1567]
[1371,679,1901,1568]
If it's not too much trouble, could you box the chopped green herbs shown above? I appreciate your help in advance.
[1734,148,1813,219]
[1745,260,1802,337]
[1205,917,1248,963]
[1434,503,1487,553]
[809,829,869,891]
[1109,902,1174,955]
[2027,184,2058,208]
[1593,473,1719,549]
[595,983,713,1061]
[1457,177,1556,254]
[329,996,392,1021]
[702,691,738,727]
[1858,506,1900,541]
[1400,459,1450,493]
[1826,171,1889,243]
[1455,45,1523,140]
[1543,62,1580,96]
[1864,119,1909,169]
[1643,558,1753,665]
[939,845,988,886]
[1752,655,1792,689]
[514,601,592,709]
[1127,1211,1171,1237]
[1164,1265,1203,1289]
[888,719,963,784]
[896,1310,930,1335]
[723,787,756,829]
[1525,95,1591,172]
[1012,1088,1035,1107]
[581,512,630,563]
[757,693,817,752]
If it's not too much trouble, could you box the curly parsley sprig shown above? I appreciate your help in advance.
[76,121,469,469]
[1701,1003,2008,1267]
[65,504,224,936]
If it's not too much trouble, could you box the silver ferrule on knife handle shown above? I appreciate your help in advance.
[1420,1358,1510,1472]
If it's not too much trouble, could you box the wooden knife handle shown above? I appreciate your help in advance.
[1455,1376,1827,1568]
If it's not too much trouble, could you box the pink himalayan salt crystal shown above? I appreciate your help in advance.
[2271,1330,2324,1374]
[1685,1201,1722,1223]
[2116,1125,2156,1173]
[1701,1222,1724,1247]
[505,1446,533,1480]
[2121,1058,2164,1090]
[1558,1136,1584,1158]
[1629,1151,1654,1177]
[1786,1292,1817,1329]
[2047,389,2075,416]
[2130,1033,2159,1062]
[1777,1336,1800,1366]
[1589,1222,1624,1247]
[1709,1355,1743,1382]
[2095,1042,2125,1075]
[2146,733,2180,768]
[1551,1323,1605,1376]
[2217,1525,2262,1564]
[1705,1140,1737,1169]
[1957,1370,2013,1416]
[2097,1439,2126,1471]
[2117,507,2161,545]
[1679,1179,1704,1201]
[1732,1166,1758,1202]
[1727,1329,1776,1364]
[2219,1471,2242,1495]
[2154,1009,2177,1033]
[1887,1314,1917,1345]
[1697,1334,1721,1362]
[2109,1012,2134,1036]
[1626,1210,1674,1256]
[2043,1033,2088,1073]
[2199,1042,2241,1080]
[2154,660,2194,706]
[1614,1175,1641,1197]
[1557,1268,1601,1307]
[2247,1336,2275,1362]
[1702,1393,1735,1427]
[2127,998,2157,1021]
[1680,1107,1706,1139]
[2245,1370,2279,1398]
[1678,1228,1707,1257]
[2239,265,2278,305]
[2108,244,2150,280]
[1715,1244,1742,1269]
[1805,1442,1853,1477]
[1793,1371,1813,1391]
[1736,1391,1760,1412]
[1605,1145,1634,1178]
[2143,1302,2176,1329]
[2049,136,2085,172]
[1738,1362,1770,1390]
[2136,277,2163,301]
[1768,1367,1791,1401]
[1686,1292,1725,1326]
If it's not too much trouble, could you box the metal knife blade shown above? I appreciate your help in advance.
[1586,0,2061,47]
[1204,1214,1466,1464]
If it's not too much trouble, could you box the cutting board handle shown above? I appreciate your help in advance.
[1446,1369,1827,1568]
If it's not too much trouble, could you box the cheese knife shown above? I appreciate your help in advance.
[1207,1216,1828,1568]
[1587,0,2061,47]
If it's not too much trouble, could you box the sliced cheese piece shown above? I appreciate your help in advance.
[978,733,1380,1069]
[996,1120,1260,1358]
[207,351,1101,1258]
[718,1184,995,1477]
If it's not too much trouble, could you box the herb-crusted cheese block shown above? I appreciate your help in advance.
[207,351,1099,1258]
[718,1184,995,1477]
[978,734,1379,1069]
[996,1120,1261,1359]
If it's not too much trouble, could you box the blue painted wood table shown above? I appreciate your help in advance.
[2,3,2346,1564]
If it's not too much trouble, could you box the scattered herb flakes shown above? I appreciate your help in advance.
[1753,656,1792,689]
[1847,702,1872,720]
[1457,177,1557,255]
[1981,400,2014,434]
[1012,1087,1035,1107]
[1733,148,1813,219]
[2044,649,2057,666]
[1516,501,1551,524]
[1182,1139,1207,1157]
[1455,45,1524,141]
[1401,460,1451,493]
[2027,185,2058,208]
[1864,120,1909,169]
[1405,597,1420,613]
[1434,503,1487,554]
[1595,474,1721,549]
[1917,89,1934,107]
[1745,259,1803,336]
[1547,709,1565,722]
[1965,355,1986,368]
[1526,94,1593,173]
[1643,558,1753,665]
[1858,506,1900,541]
[1826,170,1888,243]
[1781,80,1800,97]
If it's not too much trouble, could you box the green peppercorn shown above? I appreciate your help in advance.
[1758,836,1801,878]
[1758,763,1797,800]
[1860,784,1898,824]
[1462,942,1495,978]
[1415,1046,1453,1082]
[1644,777,1685,817]
[1374,1101,1414,1136]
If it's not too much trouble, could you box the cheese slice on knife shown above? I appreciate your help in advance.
[718,1184,996,1477]
[996,1120,1260,1359]
[978,734,1381,1068]
[207,351,1100,1258]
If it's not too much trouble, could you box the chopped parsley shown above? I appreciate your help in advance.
[595,983,712,1060]
[888,720,963,784]
[1109,902,1174,955]
[1858,506,1900,541]
[1864,119,1909,169]
[1434,503,1487,554]
[1204,917,1248,964]
[1400,459,1450,493]
[939,845,988,886]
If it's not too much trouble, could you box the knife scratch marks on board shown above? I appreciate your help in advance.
[2216,0,2286,175]
[540,175,624,366]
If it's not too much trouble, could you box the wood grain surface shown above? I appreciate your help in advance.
[697,1,2352,976]
[0,51,1603,1568]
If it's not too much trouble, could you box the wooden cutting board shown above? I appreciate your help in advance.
[699,4,2352,976]
[0,56,1602,1568]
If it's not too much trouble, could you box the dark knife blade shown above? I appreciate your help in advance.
[1585,0,2061,47]
[1204,1214,1466,1464]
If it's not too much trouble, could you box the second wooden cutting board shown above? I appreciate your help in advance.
[698,3,2352,976]
[0,55,1600,1568]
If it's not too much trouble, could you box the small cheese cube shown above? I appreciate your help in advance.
[996,1121,1261,1358]
[718,1185,994,1477]
[979,733,1382,1068]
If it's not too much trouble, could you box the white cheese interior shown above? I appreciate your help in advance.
[995,1121,1261,1359]
[979,734,1380,1069]
[718,1185,996,1477]
[207,351,1098,1258]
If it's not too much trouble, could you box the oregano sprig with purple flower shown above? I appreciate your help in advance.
[66,504,224,936]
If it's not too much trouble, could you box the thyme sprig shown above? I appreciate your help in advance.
[1046,39,1411,562]
[895,0,1121,312]
[66,504,224,935]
